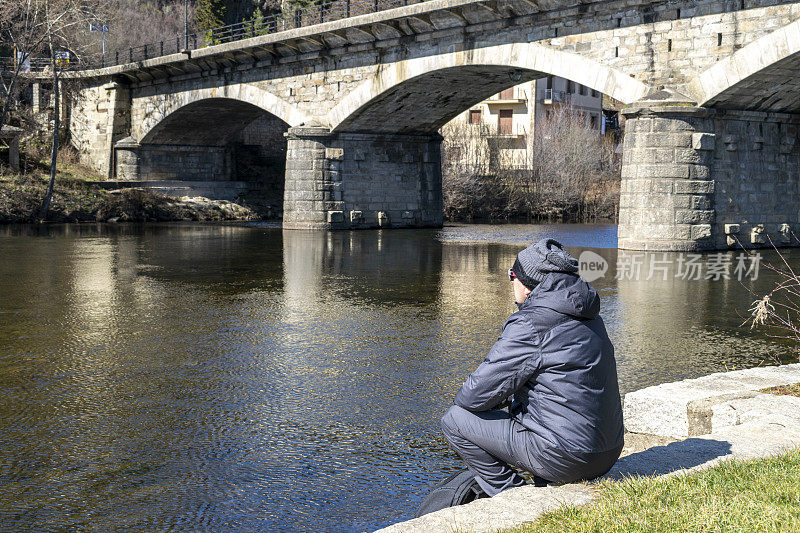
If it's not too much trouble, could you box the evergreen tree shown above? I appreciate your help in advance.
[251,6,267,35]
[195,0,226,31]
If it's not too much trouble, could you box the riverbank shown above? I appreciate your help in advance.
[0,174,262,223]
[508,448,800,532]
[377,363,800,533]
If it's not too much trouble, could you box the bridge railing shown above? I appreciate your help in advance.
[2,0,428,73]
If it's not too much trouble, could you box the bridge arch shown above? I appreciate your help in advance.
[327,43,650,133]
[688,19,800,111]
[138,85,311,144]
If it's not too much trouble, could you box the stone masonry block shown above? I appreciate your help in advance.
[643,132,692,148]
[325,148,344,161]
[751,224,766,244]
[692,133,716,150]
[691,224,712,240]
[691,195,710,210]
[674,148,704,164]
[674,180,714,194]
[638,164,690,179]
[675,209,714,224]
[725,224,741,235]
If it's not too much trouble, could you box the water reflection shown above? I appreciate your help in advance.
[0,223,796,532]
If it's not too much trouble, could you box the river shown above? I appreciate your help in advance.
[0,222,797,532]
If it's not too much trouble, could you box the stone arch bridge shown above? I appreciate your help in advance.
[62,0,800,250]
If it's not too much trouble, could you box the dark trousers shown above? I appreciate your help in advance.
[441,405,621,497]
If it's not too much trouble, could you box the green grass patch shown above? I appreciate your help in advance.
[762,383,800,398]
[503,448,800,533]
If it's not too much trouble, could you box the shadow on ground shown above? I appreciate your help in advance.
[605,438,733,479]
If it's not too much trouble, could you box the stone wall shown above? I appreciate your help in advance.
[231,113,288,212]
[711,110,800,248]
[283,127,443,229]
[619,105,800,250]
[133,145,231,181]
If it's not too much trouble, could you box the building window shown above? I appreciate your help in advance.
[499,109,513,135]
[591,89,599,98]
[578,84,585,95]
[590,115,598,129]
[546,76,554,90]
[567,80,574,94]
[469,109,482,124]
[499,87,514,100]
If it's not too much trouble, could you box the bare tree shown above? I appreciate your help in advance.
[1,0,105,215]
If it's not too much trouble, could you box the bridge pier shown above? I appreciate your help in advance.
[619,105,800,251]
[283,127,443,230]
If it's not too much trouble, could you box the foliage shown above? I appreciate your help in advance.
[504,447,800,533]
[99,1,196,57]
[441,103,621,223]
[195,0,226,31]
[283,0,321,10]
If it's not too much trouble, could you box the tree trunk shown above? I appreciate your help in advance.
[39,47,60,220]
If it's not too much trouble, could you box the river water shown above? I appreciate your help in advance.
[1,223,797,532]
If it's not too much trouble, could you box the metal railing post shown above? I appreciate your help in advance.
[143,44,148,59]
[160,41,164,56]
[129,48,133,62]
[347,0,350,17]
[375,0,379,12]
[295,9,301,29]
[115,51,119,65]
[251,19,256,37]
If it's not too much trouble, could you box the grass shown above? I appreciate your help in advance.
[501,447,800,533]
[761,383,800,397]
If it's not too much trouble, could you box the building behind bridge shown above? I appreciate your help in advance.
[443,76,605,169]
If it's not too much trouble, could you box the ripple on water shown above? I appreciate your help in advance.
[0,224,796,532]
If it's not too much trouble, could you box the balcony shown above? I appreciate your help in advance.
[542,89,568,104]
[487,124,528,139]
[485,98,526,105]
[485,88,527,105]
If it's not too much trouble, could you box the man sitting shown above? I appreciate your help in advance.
[441,238,624,496]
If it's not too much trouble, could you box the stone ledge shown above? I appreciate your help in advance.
[377,365,800,533]
[624,363,800,438]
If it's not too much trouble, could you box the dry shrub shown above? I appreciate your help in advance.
[95,189,180,222]
[441,103,621,222]
[744,234,800,359]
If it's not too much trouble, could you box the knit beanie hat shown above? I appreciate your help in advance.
[512,238,579,290]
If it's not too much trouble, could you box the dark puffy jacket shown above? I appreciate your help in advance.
[455,271,624,457]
